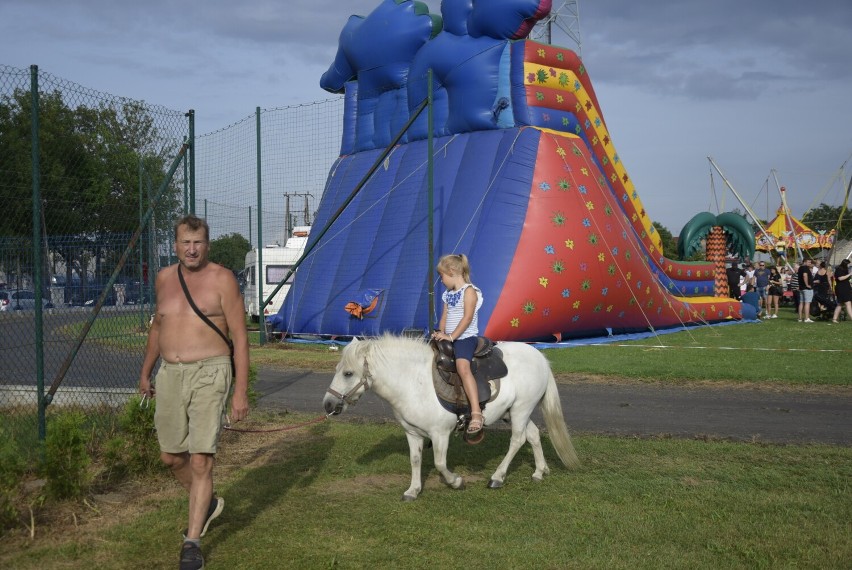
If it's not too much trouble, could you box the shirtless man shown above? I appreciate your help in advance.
[138,215,249,570]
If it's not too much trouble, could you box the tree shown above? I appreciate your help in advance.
[0,86,184,297]
[802,203,852,242]
[678,212,755,298]
[209,233,251,271]
[652,221,678,260]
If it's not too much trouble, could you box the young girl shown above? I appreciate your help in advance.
[433,254,485,435]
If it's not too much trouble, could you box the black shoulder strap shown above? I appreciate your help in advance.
[177,265,234,352]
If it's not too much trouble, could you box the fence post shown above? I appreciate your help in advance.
[427,69,435,331]
[188,110,196,214]
[256,107,265,344]
[139,157,145,331]
[183,136,189,215]
[31,65,46,441]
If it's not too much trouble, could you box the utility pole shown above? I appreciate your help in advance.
[283,191,314,230]
[531,1,582,57]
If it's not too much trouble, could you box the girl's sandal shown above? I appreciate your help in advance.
[467,412,484,434]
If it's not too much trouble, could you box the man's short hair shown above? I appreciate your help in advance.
[174,215,209,241]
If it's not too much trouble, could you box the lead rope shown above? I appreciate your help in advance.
[223,414,329,433]
[225,359,374,433]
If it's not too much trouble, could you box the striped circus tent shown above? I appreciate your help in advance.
[756,206,835,252]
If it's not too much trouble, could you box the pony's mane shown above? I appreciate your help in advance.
[340,333,432,369]
[373,333,431,352]
[373,334,430,360]
[370,334,433,380]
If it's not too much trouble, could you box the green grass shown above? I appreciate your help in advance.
[1,415,849,569]
[61,313,150,348]
[545,310,851,385]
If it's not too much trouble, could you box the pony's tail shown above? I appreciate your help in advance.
[541,370,580,469]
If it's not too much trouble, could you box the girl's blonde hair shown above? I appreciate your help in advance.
[437,253,471,283]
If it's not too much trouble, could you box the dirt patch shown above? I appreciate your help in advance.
[0,474,183,558]
[0,414,321,559]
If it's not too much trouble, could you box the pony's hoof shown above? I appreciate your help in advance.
[487,479,503,489]
[401,493,418,502]
[532,474,544,483]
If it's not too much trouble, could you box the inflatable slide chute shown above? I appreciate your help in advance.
[273,0,745,341]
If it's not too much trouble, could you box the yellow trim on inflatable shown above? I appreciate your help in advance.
[532,126,581,139]
[522,61,663,255]
[672,295,738,303]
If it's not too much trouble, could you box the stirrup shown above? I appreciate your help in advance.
[464,421,485,445]
[454,415,467,434]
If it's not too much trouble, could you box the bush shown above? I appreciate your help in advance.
[0,428,26,533]
[42,410,91,500]
[103,395,162,482]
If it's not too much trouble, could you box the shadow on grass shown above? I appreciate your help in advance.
[204,421,335,557]
[353,426,552,493]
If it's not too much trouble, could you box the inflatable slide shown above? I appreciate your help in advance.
[273,0,746,342]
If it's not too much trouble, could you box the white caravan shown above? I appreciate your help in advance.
[243,226,310,322]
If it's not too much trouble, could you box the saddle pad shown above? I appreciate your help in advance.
[432,369,500,410]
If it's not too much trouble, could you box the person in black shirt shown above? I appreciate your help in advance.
[797,259,814,322]
[726,262,744,300]
[832,258,852,323]
[787,266,799,306]
[812,262,835,317]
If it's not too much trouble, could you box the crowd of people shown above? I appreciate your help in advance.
[727,257,852,323]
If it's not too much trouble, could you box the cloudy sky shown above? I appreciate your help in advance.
[3,0,851,233]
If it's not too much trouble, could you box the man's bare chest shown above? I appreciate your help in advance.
[159,278,223,318]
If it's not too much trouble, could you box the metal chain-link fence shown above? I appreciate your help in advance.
[195,102,344,248]
[194,101,344,328]
[0,66,347,458]
[0,65,189,454]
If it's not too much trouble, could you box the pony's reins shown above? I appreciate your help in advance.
[324,358,373,413]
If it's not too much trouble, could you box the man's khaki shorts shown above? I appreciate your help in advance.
[154,355,232,454]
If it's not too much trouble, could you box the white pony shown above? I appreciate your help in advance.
[322,336,579,500]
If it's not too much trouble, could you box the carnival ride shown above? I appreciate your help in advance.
[271,0,750,341]
[756,188,836,256]
[708,156,846,264]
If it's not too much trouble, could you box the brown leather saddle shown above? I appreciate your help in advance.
[430,337,508,411]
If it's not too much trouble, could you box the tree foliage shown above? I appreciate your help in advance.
[0,86,184,293]
[0,88,180,236]
[652,222,678,260]
[209,233,251,271]
[802,202,852,242]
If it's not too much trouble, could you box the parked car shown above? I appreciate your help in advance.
[5,290,54,311]
[0,290,9,312]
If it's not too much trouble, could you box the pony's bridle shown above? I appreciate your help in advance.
[325,359,373,413]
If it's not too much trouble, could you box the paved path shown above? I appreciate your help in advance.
[256,368,852,445]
